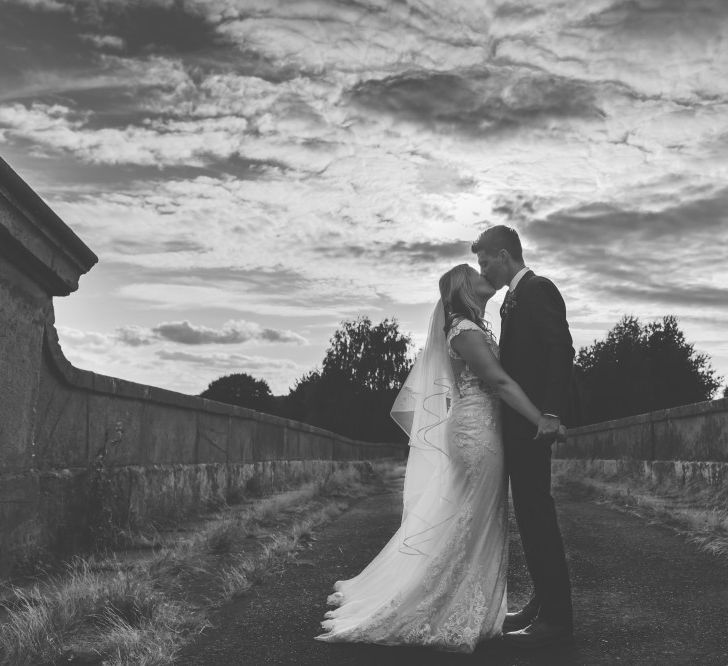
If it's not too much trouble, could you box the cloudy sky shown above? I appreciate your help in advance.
[2,0,727,396]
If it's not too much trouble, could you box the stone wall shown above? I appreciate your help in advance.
[554,397,728,491]
[0,157,402,577]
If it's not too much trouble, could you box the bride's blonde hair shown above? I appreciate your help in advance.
[438,264,489,335]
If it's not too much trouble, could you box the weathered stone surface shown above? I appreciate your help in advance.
[4,459,376,567]
[0,261,48,473]
[253,420,286,461]
[0,473,41,572]
[556,398,728,463]
[139,404,197,465]
[35,363,89,469]
[653,408,728,461]
[37,468,89,553]
[284,427,302,459]
[309,433,334,461]
[553,457,728,493]
[87,394,145,466]
[197,412,231,463]
[229,418,255,462]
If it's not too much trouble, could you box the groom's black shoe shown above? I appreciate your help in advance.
[502,607,539,633]
[503,620,574,649]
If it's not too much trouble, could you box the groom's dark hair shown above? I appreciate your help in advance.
[471,225,523,262]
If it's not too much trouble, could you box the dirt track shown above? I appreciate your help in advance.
[176,476,728,665]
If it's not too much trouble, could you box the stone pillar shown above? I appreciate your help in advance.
[0,157,96,572]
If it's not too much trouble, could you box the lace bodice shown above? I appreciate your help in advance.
[446,318,496,357]
[446,318,499,398]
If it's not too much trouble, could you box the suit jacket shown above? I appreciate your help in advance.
[499,270,575,439]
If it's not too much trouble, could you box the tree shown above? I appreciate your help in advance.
[575,315,722,424]
[200,372,274,412]
[283,370,322,422]
[322,317,413,391]
[288,317,413,442]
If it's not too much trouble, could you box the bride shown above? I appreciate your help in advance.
[315,264,563,653]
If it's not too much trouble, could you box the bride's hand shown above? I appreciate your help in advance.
[556,424,568,443]
[534,413,560,440]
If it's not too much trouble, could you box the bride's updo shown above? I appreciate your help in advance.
[439,264,490,335]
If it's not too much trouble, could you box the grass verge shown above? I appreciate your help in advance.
[554,469,728,561]
[0,461,401,665]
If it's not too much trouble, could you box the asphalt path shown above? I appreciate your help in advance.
[176,476,728,665]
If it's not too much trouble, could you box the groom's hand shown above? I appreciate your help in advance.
[534,413,561,442]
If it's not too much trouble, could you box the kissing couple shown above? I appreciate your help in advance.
[316,224,575,653]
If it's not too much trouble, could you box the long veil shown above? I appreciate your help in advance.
[390,299,456,556]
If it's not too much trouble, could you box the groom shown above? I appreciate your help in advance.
[472,225,574,649]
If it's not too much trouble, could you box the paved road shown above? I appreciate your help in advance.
[176,478,728,665]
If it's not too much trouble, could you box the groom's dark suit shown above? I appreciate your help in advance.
[499,270,574,627]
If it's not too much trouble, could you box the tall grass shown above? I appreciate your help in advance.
[554,466,728,561]
[0,558,198,665]
[0,462,395,665]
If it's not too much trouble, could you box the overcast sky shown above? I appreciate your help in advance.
[2,0,727,396]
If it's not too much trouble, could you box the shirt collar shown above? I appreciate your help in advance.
[508,266,530,293]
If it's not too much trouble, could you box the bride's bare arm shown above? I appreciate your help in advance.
[450,330,542,427]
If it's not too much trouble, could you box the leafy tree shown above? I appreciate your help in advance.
[322,317,413,391]
[283,370,322,422]
[200,372,274,412]
[575,315,722,424]
[289,317,413,442]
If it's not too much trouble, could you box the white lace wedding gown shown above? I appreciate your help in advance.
[315,318,508,653]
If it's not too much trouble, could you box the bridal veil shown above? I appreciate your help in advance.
[390,299,457,555]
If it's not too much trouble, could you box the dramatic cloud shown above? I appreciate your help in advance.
[8,0,67,11]
[156,349,299,370]
[150,319,306,345]
[314,239,473,266]
[116,325,153,347]
[521,184,728,285]
[0,103,253,167]
[5,0,728,395]
[79,34,126,51]
[56,323,306,395]
[56,326,115,349]
[115,319,306,346]
[156,348,304,394]
[348,68,604,135]
[614,285,728,309]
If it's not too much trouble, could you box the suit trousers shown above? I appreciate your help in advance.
[505,435,573,627]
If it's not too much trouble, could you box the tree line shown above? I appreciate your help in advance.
[200,314,726,441]
[201,317,413,443]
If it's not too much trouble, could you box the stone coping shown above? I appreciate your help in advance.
[568,396,728,436]
[44,315,398,450]
[0,156,97,295]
